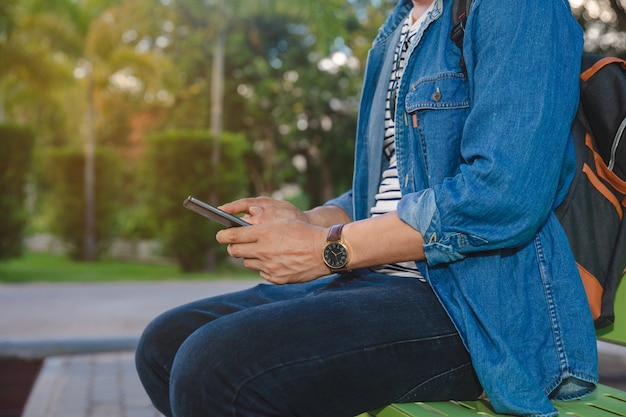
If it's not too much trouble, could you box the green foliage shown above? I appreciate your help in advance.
[142,130,249,272]
[0,124,35,261]
[0,0,18,41]
[4,0,394,269]
[222,13,359,202]
[43,147,121,260]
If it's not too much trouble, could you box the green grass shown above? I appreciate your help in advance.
[0,251,258,283]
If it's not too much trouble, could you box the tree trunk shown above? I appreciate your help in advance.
[206,23,226,272]
[211,26,225,170]
[84,79,97,261]
[0,91,5,123]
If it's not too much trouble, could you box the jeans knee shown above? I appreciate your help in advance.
[137,308,206,417]
[136,314,168,367]
[168,321,291,417]
[137,305,200,365]
[169,337,235,417]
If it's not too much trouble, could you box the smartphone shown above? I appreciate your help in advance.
[183,196,251,228]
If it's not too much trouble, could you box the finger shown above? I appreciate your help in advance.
[218,198,256,215]
[216,226,257,245]
[246,262,285,285]
[258,270,284,285]
[221,197,280,218]
[242,259,278,284]
[227,242,262,260]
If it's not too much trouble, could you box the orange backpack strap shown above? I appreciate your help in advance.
[581,57,626,82]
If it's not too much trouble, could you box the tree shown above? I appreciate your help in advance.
[165,0,383,203]
[158,0,354,268]
[79,1,173,260]
[0,0,74,126]
[2,0,406,267]
[171,0,348,180]
[23,0,172,260]
[221,13,362,204]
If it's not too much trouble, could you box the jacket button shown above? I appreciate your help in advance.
[432,87,442,102]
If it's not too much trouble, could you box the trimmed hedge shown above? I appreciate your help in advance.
[142,130,249,272]
[0,124,35,260]
[44,147,121,260]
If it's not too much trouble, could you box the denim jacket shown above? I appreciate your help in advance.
[326,0,598,415]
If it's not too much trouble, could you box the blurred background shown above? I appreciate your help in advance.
[1,0,625,275]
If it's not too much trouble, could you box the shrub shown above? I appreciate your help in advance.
[0,124,35,260]
[142,130,249,271]
[44,147,121,260]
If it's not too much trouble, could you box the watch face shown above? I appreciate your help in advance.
[323,242,348,269]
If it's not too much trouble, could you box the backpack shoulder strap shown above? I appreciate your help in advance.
[581,56,626,82]
[451,0,474,73]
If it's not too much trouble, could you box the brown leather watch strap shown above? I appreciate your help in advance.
[327,224,345,242]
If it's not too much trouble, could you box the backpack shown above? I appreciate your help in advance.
[451,0,626,329]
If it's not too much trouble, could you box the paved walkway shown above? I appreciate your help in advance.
[2,280,626,417]
[0,280,260,417]
[22,351,161,417]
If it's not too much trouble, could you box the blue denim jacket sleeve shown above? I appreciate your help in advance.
[397,0,583,266]
[324,190,354,222]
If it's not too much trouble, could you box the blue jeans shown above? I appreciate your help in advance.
[135,270,482,417]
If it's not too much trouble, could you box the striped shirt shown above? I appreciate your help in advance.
[370,8,432,280]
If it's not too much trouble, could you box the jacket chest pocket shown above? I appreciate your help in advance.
[405,72,469,112]
[403,72,469,184]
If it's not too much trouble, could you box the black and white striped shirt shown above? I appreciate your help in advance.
[370,9,431,280]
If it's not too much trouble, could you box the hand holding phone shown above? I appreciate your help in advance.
[183,196,251,228]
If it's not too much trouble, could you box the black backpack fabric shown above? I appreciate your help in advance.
[557,56,626,329]
[451,1,626,329]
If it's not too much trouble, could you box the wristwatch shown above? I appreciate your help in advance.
[323,224,350,273]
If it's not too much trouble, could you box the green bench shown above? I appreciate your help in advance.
[358,275,626,417]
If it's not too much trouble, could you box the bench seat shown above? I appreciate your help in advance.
[358,384,626,416]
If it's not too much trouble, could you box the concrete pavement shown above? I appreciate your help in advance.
[0,280,260,417]
[0,281,260,344]
[22,352,161,417]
